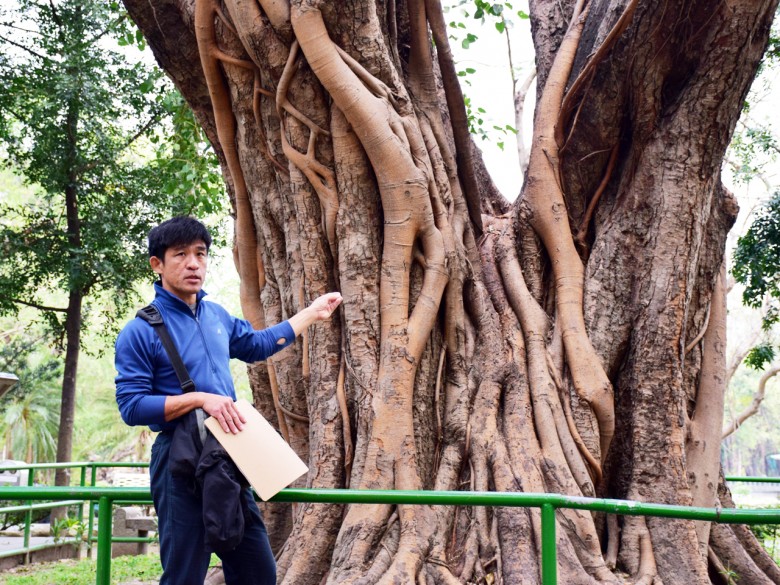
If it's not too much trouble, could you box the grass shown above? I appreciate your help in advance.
[0,552,227,585]
[0,554,162,585]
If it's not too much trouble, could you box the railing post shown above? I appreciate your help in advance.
[541,503,557,585]
[96,495,113,585]
[23,466,34,564]
[78,465,87,538]
[87,463,97,558]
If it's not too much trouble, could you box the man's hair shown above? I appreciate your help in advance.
[148,216,212,259]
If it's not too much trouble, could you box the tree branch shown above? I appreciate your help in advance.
[77,112,162,174]
[0,22,43,36]
[9,298,68,313]
[48,0,62,27]
[722,365,780,439]
[85,14,127,46]
[0,34,48,61]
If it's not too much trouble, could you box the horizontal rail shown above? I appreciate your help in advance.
[0,538,82,559]
[725,476,780,483]
[0,461,149,472]
[2,483,780,585]
[0,500,83,513]
[3,486,780,523]
[271,488,780,524]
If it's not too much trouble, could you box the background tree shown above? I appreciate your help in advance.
[122,0,780,583]
[0,0,225,487]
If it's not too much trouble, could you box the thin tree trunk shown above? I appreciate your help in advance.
[54,290,82,488]
[54,93,82,491]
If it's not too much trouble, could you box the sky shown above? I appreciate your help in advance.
[444,0,535,199]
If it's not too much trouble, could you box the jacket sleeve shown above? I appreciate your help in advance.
[228,317,296,363]
[115,321,168,427]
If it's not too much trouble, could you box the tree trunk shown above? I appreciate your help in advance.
[54,95,83,491]
[122,0,780,583]
[54,290,82,488]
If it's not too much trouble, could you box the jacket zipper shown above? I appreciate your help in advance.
[193,307,218,374]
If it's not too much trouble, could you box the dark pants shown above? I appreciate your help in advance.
[150,432,276,585]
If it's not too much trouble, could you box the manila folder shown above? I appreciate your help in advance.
[204,398,308,501]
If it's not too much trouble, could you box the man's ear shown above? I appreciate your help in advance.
[150,256,164,276]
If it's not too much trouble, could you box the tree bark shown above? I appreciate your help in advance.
[121,0,780,583]
[54,89,83,492]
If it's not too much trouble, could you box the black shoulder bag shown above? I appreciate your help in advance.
[136,305,196,393]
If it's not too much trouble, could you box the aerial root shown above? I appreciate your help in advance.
[685,302,712,355]
[634,517,658,585]
[575,143,619,253]
[337,357,354,482]
[252,73,290,175]
[433,346,446,460]
[604,514,619,569]
[275,40,339,258]
[335,45,399,106]
[547,351,602,486]
[195,0,263,327]
[557,0,639,150]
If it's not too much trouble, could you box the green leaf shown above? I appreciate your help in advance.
[461,32,478,49]
[745,343,776,370]
[495,21,506,33]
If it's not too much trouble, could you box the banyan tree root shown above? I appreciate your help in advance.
[618,516,660,585]
[521,0,615,462]
[287,5,453,583]
[194,0,264,328]
[479,224,617,584]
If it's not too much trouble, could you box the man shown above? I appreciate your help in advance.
[115,216,341,584]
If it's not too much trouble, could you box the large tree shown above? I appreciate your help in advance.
[123,0,780,583]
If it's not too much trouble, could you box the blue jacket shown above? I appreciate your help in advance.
[115,283,294,432]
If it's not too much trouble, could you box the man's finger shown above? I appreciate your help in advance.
[227,415,240,434]
[225,404,245,428]
[219,413,231,434]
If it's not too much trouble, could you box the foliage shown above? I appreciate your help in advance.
[0,0,225,344]
[728,122,779,184]
[0,322,61,463]
[51,514,86,545]
[744,342,776,371]
[445,0,523,149]
[751,519,779,548]
[733,193,780,339]
[0,506,49,532]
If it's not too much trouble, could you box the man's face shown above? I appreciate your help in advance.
[150,240,208,304]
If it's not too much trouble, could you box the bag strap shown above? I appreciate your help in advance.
[136,304,196,393]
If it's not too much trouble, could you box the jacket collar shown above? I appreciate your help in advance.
[153,281,207,315]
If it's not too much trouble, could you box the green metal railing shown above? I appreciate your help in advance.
[2,483,780,585]
[726,476,780,483]
[0,461,152,560]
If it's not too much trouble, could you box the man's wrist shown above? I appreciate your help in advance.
[289,306,317,336]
